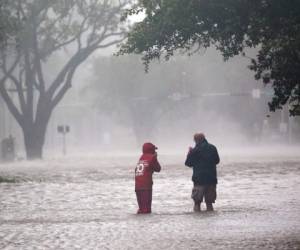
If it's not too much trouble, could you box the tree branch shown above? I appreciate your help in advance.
[50,73,73,110]
[23,48,34,123]
[96,37,126,49]
[0,83,24,126]
[47,50,82,97]
[3,71,26,115]
[32,14,45,93]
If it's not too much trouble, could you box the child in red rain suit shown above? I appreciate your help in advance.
[135,142,161,214]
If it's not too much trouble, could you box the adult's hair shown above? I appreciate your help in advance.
[194,133,205,143]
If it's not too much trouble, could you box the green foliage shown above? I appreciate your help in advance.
[119,0,300,115]
[0,0,19,46]
[0,176,18,183]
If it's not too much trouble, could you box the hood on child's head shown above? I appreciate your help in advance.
[142,142,157,154]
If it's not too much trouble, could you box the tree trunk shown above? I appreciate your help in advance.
[23,131,44,159]
[22,106,51,160]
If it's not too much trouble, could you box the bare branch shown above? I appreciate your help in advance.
[18,66,25,84]
[47,50,82,97]
[43,16,90,55]
[50,74,73,109]
[32,14,45,93]
[23,49,34,122]
[84,0,127,47]
[0,50,21,82]
[96,37,126,49]
[37,1,77,34]
[76,17,90,50]
[2,70,26,115]
[0,83,23,126]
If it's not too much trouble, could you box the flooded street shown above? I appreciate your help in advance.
[1,0,300,249]
[1,154,300,250]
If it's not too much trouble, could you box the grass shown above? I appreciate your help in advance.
[0,176,18,183]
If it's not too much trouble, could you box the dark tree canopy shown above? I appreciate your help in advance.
[119,0,300,115]
[0,0,19,45]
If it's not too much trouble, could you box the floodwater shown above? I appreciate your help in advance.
[0,153,300,250]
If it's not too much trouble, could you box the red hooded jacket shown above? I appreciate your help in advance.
[135,143,161,190]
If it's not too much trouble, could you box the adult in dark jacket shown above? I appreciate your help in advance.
[185,133,220,212]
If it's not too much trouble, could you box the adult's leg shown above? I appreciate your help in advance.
[204,185,216,211]
[192,185,205,212]
[206,203,214,211]
[194,202,201,212]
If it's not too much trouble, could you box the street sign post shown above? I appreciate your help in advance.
[57,125,70,156]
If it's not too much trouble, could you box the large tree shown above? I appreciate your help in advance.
[119,0,300,115]
[0,0,128,159]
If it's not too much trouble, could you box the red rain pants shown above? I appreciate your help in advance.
[136,190,152,214]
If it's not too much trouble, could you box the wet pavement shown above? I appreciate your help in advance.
[0,155,300,249]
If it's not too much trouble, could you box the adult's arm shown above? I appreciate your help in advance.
[185,149,196,167]
[214,146,220,165]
